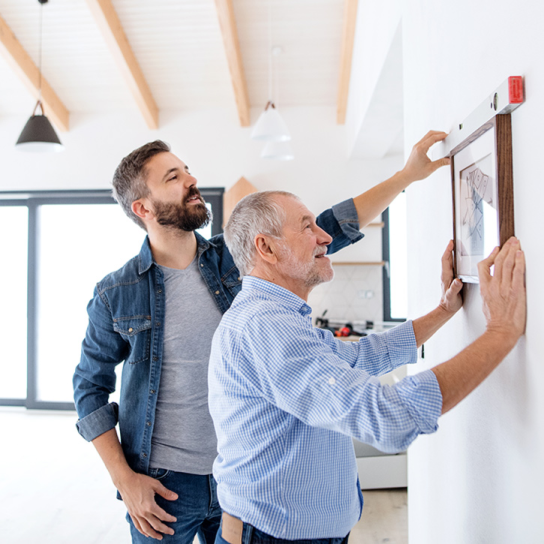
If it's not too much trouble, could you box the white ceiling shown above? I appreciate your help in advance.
[0,0,346,118]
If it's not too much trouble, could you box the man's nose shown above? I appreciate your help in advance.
[185,173,198,187]
[318,227,333,246]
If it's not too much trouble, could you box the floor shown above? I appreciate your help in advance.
[0,408,407,544]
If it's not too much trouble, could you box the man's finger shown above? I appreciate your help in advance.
[146,514,175,536]
[150,503,178,524]
[419,131,448,151]
[429,157,451,173]
[449,278,463,297]
[499,240,519,293]
[154,481,179,502]
[477,246,500,286]
[441,241,454,284]
[494,237,518,285]
[138,517,163,540]
[512,250,526,291]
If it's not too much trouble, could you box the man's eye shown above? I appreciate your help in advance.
[168,176,177,182]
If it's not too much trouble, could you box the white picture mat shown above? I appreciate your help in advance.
[454,127,499,281]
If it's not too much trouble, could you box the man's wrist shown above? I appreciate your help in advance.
[390,170,413,189]
[436,303,456,321]
[483,326,520,352]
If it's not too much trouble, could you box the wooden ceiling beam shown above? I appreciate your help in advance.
[337,0,359,124]
[214,0,250,127]
[85,0,159,129]
[0,12,69,132]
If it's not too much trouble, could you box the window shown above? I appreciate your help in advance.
[382,192,407,322]
[0,188,224,409]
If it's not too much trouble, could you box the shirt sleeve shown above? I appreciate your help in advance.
[240,309,442,453]
[314,320,418,376]
[72,286,127,442]
[316,198,364,255]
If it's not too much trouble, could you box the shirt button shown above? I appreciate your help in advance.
[147,421,151,426]
[158,289,162,294]
[156,322,161,327]
[215,290,220,295]
[142,453,147,458]
[153,356,158,362]
[328,377,336,385]
[201,263,204,267]
[128,328,133,333]
[150,390,156,394]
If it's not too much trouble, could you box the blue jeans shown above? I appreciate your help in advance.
[214,522,349,544]
[128,469,221,544]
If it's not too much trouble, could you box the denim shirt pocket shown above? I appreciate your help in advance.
[221,267,242,298]
[113,316,152,365]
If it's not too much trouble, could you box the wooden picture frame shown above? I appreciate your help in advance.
[450,114,515,282]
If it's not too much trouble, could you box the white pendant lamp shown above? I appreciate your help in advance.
[261,140,294,161]
[251,100,291,142]
[16,0,64,153]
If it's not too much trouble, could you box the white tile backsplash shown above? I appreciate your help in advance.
[308,265,384,325]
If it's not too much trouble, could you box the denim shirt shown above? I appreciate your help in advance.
[73,198,363,475]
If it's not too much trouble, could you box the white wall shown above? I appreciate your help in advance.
[345,0,402,156]
[403,1,544,542]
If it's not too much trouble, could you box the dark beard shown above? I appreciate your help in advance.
[152,188,212,232]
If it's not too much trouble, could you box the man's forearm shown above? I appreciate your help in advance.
[412,305,455,348]
[432,330,518,414]
[92,428,134,488]
[352,171,410,228]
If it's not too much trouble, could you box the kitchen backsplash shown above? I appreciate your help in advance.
[307,264,384,326]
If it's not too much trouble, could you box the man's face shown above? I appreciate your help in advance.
[143,152,211,232]
[275,196,334,290]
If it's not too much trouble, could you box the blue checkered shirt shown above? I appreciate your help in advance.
[208,276,442,539]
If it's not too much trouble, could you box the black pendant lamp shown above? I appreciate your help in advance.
[16,0,64,153]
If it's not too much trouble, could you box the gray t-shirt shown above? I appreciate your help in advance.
[149,257,223,474]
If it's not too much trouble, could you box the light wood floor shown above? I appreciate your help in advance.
[0,408,407,544]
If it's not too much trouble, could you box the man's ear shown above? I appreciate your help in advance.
[132,199,153,223]
[254,234,279,265]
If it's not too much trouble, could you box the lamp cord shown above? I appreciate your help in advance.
[38,0,43,105]
[267,0,272,102]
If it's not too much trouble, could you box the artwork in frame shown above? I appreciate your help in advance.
[450,114,515,283]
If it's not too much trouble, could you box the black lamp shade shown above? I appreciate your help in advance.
[16,114,63,152]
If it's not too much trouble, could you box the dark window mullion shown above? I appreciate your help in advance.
[26,201,38,408]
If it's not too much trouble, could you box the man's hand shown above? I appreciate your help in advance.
[400,131,450,184]
[117,471,178,540]
[478,237,526,344]
[438,240,463,315]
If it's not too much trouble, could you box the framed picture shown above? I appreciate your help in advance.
[450,114,515,282]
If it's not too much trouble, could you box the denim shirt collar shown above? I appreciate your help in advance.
[137,232,215,275]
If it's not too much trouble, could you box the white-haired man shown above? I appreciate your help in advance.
[208,191,526,544]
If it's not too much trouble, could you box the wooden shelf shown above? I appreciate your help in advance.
[367,222,385,228]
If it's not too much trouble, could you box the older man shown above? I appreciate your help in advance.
[208,191,526,544]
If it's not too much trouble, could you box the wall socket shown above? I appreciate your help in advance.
[357,290,374,299]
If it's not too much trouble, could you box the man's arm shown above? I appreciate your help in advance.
[353,131,450,228]
[92,429,177,540]
[73,290,177,541]
[431,238,526,413]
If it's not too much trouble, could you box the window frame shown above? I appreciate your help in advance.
[0,188,224,410]
[382,207,406,323]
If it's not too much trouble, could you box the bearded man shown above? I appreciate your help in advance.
[73,133,452,543]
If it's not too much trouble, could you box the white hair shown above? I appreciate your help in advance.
[224,191,300,276]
